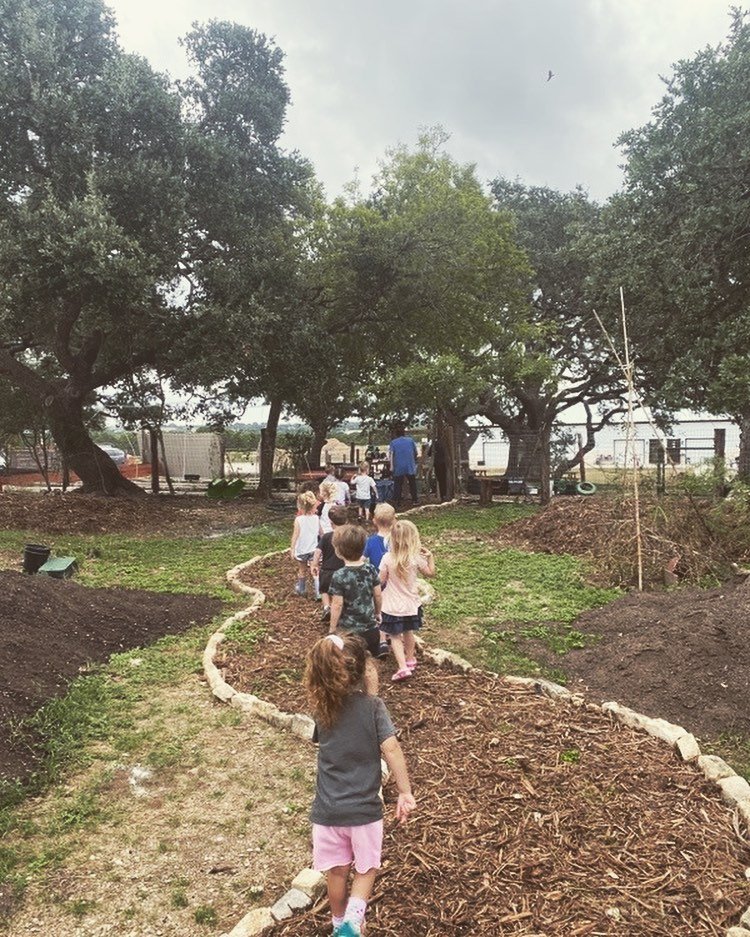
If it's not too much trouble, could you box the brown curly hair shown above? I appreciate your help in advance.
[304,634,368,729]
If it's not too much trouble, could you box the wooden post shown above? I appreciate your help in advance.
[621,287,643,592]
[714,428,726,459]
[479,476,493,506]
[149,428,160,494]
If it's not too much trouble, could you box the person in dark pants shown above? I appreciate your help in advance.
[388,424,419,508]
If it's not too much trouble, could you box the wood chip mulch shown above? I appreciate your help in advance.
[216,556,750,936]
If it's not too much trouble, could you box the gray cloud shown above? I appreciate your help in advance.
[109,0,733,200]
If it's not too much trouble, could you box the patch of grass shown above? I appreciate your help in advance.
[430,542,618,627]
[480,629,566,682]
[0,524,288,599]
[417,524,618,678]
[49,789,107,833]
[194,905,218,926]
[560,748,581,764]
[702,733,750,783]
[66,898,97,918]
[414,503,537,538]
[171,888,189,909]
[223,619,266,655]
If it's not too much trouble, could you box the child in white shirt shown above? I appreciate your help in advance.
[350,461,377,523]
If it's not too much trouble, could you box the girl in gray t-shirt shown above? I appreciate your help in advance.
[305,633,416,937]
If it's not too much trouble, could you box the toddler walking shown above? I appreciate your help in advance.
[350,462,377,523]
[311,505,348,622]
[379,520,435,681]
[305,633,416,937]
[319,479,340,535]
[364,503,396,658]
[291,491,320,597]
[329,524,382,693]
[363,502,395,570]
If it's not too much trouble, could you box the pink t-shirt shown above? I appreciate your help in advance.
[379,553,429,617]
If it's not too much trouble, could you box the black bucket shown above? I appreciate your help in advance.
[23,544,51,574]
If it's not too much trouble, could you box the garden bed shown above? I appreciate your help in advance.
[0,491,282,536]
[0,570,221,782]
[495,495,750,587]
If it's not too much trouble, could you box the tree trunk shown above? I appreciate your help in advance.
[307,421,328,472]
[46,394,143,496]
[434,409,454,501]
[158,429,175,495]
[504,432,522,477]
[737,415,750,483]
[257,396,283,500]
[539,424,552,505]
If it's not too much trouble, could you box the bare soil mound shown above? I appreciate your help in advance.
[0,490,284,536]
[526,581,750,739]
[216,556,750,936]
[496,495,749,587]
[0,570,220,781]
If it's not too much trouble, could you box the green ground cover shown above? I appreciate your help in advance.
[0,524,288,598]
[0,522,292,915]
[413,505,619,680]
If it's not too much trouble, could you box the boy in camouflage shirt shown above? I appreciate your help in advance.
[329,525,382,694]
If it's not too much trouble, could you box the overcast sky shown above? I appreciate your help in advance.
[108,0,735,203]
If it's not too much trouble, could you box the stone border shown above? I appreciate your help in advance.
[206,500,750,937]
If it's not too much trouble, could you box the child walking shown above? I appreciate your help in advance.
[350,462,377,523]
[363,502,395,570]
[319,479,340,535]
[305,633,416,937]
[364,503,396,658]
[311,505,348,622]
[291,490,321,597]
[379,520,435,681]
[329,524,382,692]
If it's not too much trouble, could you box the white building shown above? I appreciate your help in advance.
[468,415,739,473]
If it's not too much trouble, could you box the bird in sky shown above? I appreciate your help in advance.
[547,70,554,82]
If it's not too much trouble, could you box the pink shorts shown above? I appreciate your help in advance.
[312,820,383,873]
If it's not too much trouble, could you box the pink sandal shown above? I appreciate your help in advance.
[391,668,412,682]
[405,659,417,671]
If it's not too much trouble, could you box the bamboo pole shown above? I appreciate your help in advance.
[620,287,644,592]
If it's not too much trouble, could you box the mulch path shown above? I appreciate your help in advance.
[0,571,221,782]
[217,555,750,936]
[0,490,283,536]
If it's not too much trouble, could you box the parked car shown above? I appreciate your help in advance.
[97,444,127,465]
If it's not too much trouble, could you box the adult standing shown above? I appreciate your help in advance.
[388,423,419,508]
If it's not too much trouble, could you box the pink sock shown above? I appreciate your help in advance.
[344,896,367,924]
[332,913,345,929]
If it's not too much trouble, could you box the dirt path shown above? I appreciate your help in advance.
[218,555,750,936]
[2,680,315,936]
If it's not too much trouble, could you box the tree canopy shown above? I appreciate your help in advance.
[589,10,750,475]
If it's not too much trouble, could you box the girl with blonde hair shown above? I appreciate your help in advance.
[304,633,416,937]
[319,479,339,535]
[290,490,320,596]
[379,519,435,681]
